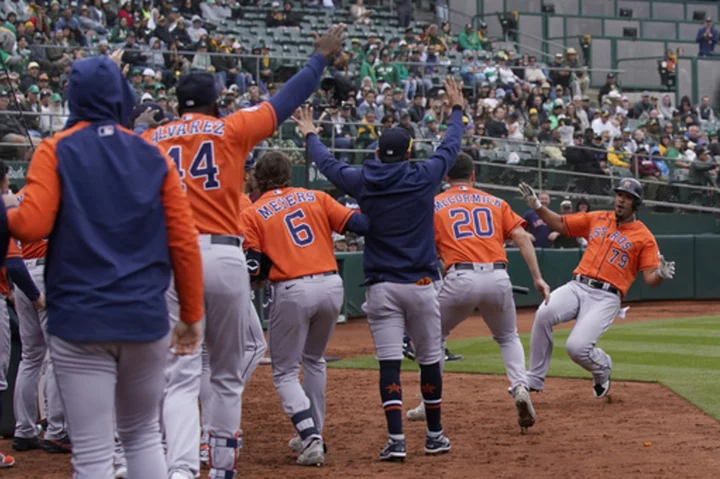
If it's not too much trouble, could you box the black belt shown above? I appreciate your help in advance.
[27,258,45,266]
[453,262,507,271]
[573,275,620,295]
[210,235,241,247]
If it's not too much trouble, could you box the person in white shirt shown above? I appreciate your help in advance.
[496,55,520,86]
[187,15,207,43]
[591,111,617,137]
[40,93,68,137]
[525,55,546,84]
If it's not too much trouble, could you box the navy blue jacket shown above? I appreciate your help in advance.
[310,107,464,283]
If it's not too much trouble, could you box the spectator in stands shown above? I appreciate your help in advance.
[78,4,107,35]
[187,15,207,43]
[549,53,570,90]
[460,50,485,87]
[375,49,400,86]
[265,1,285,27]
[457,23,481,52]
[629,92,651,119]
[407,93,425,123]
[523,108,540,139]
[523,191,557,247]
[357,89,375,119]
[110,15,129,43]
[525,55,546,84]
[356,109,378,149]
[696,95,716,122]
[171,17,191,46]
[359,51,377,86]
[374,92,398,123]
[201,0,231,23]
[350,0,373,25]
[435,0,448,24]
[689,147,718,188]
[607,135,630,168]
[506,110,523,141]
[597,72,619,104]
[496,53,520,87]
[696,16,718,57]
[658,94,674,120]
[565,132,608,193]
[424,23,447,52]
[553,198,587,249]
[485,105,508,138]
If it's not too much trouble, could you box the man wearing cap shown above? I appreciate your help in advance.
[549,52,570,89]
[22,85,41,133]
[689,146,718,187]
[607,135,630,169]
[457,23,481,52]
[629,92,651,119]
[139,25,344,479]
[697,16,719,56]
[39,92,68,137]
[20,62,41,93]
[187,15,207,43]
[306,77,464,461]
[265,1,286,27]
[375,50,401,87]
[597,72,619,104]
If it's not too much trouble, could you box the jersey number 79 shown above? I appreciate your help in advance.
[449,207,494,240]
[167,141,221,190]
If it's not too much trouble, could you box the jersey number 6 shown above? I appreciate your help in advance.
[284,209,315,247]
[167,141,221,190]
[449,207,494,240]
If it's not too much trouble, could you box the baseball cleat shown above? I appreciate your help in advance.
[424,432,451,455]
[402,338,415,361]
[445,348,463,361]
[379,437,406,462]
[512,386,536,430]
[0,451,15,468]
[406,402,426,422]
[296,438,324,467]
[113,465,128,478]
[288,435,303,454]
[12,436,42,452]
[593,379,611,399]
[507,386,542,395]
[41,435,72,454]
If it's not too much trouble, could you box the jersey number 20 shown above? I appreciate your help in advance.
[449,207,494,239]
[167,141,221,190]
[284,209,314,247]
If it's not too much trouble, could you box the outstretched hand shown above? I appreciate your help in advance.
[519,182,541,210]
[657,254,675,280]
[443,76,464,108]
[314,23,346,60]
[109,49,124,68]
[292,105,319,137]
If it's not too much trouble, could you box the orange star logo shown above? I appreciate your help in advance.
[385,383,401,395]
[421,383,436,395]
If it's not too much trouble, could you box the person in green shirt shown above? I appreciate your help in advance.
[458,23,482,52]
[359,50,377,87]
[110,17,129,43]
[375,49,401,86]
[424,24,448,52]
[548,101,564,130]
[349,38,366,65]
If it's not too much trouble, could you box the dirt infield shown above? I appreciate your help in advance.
[2,300,720,478]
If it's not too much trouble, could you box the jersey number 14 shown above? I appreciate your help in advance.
[167,141,221,190]
[449,207,494,239]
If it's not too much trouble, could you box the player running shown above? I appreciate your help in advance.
[406,153,550,432]
[141,26,345,479]
[300,77,464,462]
[240,151,369,466]
[518,179,675,397]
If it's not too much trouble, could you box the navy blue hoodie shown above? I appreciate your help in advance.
[309,107,464,283]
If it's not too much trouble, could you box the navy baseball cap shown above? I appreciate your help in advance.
[176,72,218,110]
[378,128,412,163]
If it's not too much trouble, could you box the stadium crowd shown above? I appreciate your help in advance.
[0,0,717,198]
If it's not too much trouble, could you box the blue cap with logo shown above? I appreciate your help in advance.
[176,72,218,110]
[377,128,412,163]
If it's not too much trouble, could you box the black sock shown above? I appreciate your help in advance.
[291,409,320,442]
[379,360,403,436]
[420,362,443,433]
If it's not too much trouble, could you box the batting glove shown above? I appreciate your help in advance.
[519,182,542,210]
[657,254,675,280]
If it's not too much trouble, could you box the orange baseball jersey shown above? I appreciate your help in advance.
[240,187,354,281]
[16,188,47,259]
[434,185,525,269]
[563,210,660,296]
[143,104,277,236]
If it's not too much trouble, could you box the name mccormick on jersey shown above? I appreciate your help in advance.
[150,117,225,143]
[434,192,502,211]
[256,190,317,220]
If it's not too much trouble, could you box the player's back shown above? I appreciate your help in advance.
[240,187,353,281]
[145,103,276,236]
[434,185,524,269]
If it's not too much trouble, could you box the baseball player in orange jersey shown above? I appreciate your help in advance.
[11,188,71,455]
[406,153,550,431]
[519,179,675,397]
[240,152,369,466]
[142,26,345,479]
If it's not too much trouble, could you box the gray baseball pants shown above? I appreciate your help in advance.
[164,237,249,477]
[439,267,528,388]
[269,273,343,433]
[364,282,443,365]
[49,333,170,479]
[13,261,65,440]
[528,280,620,390]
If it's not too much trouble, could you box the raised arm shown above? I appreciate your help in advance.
[518,182,567,235]
[418,77,465,184]
[296,106,363,198]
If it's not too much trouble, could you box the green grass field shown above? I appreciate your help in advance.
[331,316,720,420]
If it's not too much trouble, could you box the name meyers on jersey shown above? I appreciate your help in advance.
[588,228,633,251]
[434,193,502,211]
[150,119,225,143]
[256,190,318,220]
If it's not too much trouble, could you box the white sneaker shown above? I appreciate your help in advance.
[169,470,194,479]
[406,402,426,422]
[296,438,324,467]
[113,466,128,479]
[288,435,303,453]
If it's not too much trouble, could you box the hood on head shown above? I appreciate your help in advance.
[65,56,135,129]
[361,159,409,191]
